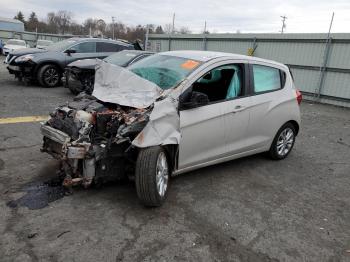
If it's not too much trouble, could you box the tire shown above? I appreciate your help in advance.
[68,83,82,95]
[268,122,296,160]
[135,146,170,207]
[37,64,61,87]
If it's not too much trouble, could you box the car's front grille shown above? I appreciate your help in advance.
[5,54,16,64]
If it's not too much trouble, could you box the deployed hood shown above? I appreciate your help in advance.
[92,60,163,109]
[10,48,47,56]
[67,59,97,70]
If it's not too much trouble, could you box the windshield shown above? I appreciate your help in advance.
[104,51,138,67]
[128,54,202,89]
[7,40,25,46]
[37,40,52,46]
[46,39,77,51]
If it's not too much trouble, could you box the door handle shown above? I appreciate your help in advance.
[232,105,245,113]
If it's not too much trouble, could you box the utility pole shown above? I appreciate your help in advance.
[112,16,116,40]
[202,21,207,50]
[316,12,335,99]
[172,13,175,34]
[280,15,287,34]
[145,25,149,51]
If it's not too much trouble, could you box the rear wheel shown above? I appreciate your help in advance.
[37,64,61,87]
[135,146,170,207]
[268,123,296,160]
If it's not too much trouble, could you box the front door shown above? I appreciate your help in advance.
[178,61,250,170]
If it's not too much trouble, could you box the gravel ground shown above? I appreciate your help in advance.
[0,55,350,262]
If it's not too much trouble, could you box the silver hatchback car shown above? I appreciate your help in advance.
[41,50,302,206]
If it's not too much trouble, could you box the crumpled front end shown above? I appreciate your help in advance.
[41,62,182,189]
[41,94,150,188]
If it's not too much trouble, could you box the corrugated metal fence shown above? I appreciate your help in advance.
[0,29,82,48]
[147,33,350,107]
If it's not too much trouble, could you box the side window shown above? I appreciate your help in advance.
[191,64,244,103]
[71,42,96,53]
[252,65,281,93]
[96,42,130,52]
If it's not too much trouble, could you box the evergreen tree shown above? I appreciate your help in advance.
[14,11,25,24]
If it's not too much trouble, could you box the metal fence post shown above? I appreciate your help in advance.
[316,37,332,99]
[202,34,207,50]
[168,35,171,51]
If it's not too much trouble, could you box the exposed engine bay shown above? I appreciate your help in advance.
[41,94,151,188]
[41,61,181,191]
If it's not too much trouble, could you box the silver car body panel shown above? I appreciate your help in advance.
[69,50,300,175]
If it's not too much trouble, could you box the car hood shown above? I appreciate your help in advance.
[92,60,163,109]
[10,48,47,56]
[4,45,27,50]
[67,59,97,70]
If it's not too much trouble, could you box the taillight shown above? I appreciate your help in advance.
[296,89,302,105]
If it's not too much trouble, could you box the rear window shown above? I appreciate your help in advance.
[253,65,281,93]
[96,42,132,52]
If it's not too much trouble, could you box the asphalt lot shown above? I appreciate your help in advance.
[0,55,350,262]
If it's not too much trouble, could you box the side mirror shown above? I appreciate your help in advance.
[180,91,209,110]
[65,49,76,55]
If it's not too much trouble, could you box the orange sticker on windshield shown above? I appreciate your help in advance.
[181,60,200,70]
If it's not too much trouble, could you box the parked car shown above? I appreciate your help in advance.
[35,39,53,49]
[40,50,302,207]
[0,39,4,55]
[2,39,27,55]
[5,37,141,87]
[64,50,154,95]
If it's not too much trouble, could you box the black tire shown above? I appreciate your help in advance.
[268,122,296,160]
[135,146,170,207]
[37,64,61,87]
[68,83,82,95]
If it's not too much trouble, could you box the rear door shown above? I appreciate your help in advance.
[221,62,252,155]
[96,42,133,58]
[65,41,97,65]
[246,62,288,150]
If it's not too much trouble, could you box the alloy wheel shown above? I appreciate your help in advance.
[276,127,294,156]
[44,68,59,86]
[156,152,169,197]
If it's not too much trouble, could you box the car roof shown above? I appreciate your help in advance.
[7,39,25,42]
[160,50,286,67]
[37,39,53,42]
[118,50,155,55]
[67,37,134,47]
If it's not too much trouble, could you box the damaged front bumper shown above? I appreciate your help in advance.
[40,95,150,188]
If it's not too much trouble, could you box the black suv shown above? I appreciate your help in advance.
[5,38,141,87]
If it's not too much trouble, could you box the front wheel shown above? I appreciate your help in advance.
[37,64,61,87]
[268,123,296,160]
[135,146,170,207]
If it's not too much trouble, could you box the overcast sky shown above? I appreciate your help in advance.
[1,0,349,33]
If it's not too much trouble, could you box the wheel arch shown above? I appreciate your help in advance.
[286,120,300,136]
[34,61,64,76]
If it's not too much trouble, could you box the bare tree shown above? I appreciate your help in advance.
[55,10,73,34]
[164,23,173,34]
[179,26,191,34]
